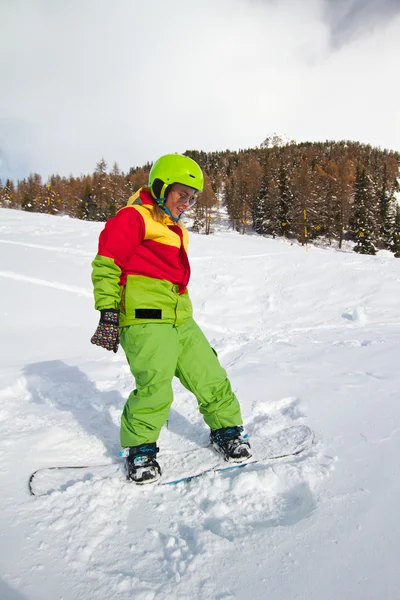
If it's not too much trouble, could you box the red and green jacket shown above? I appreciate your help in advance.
[92,188,193,326]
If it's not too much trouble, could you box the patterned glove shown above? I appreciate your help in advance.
[90,309,120,353]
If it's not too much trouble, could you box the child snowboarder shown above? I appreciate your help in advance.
[90,153,251,483]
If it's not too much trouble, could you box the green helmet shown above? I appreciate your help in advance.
[148,154,204,199]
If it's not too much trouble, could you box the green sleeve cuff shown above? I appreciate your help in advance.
[91,255,122,310]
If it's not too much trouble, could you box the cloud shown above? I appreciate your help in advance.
[323,0,400,47]
[0,0,399,182]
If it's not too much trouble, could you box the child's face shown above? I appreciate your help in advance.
[165,184,198,219]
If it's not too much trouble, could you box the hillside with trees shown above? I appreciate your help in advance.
[1,139,399,256]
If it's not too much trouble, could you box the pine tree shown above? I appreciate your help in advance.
[110,162,127,212]
[377,169,393,248]
[92,159,112,220]
[0,179,15,208]
[233,157,250,234]
[246,160,263,233]
[277,164,293,237]
[18,174,44,212]
[390,205,400,257]
[252,175,269,234]
[376,161,400,250]
[337,159,355,249]
[21,192,35,212]
[351,168,376,255]
[316,161,341,244]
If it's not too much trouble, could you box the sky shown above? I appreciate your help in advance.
[1,0,400,182]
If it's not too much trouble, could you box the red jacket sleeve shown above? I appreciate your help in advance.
[91,207,145,310]
[97,207,145,269]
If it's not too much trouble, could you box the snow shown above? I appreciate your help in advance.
[1,207,400,600]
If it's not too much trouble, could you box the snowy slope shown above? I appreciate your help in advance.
[0,207,400,600]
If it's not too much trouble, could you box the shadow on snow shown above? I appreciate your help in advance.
[23,360,122,459]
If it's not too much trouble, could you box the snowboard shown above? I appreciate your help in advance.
[29,425,314,497]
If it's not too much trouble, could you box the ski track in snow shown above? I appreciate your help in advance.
[0,270,92,297]
[1,209,400,600]
[0,238,94,257]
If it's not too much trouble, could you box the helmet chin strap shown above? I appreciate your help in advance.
[164,207,182,222]
[152,182,181,222]
[155,198,182,222]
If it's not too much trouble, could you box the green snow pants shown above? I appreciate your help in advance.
[119,318,243,447]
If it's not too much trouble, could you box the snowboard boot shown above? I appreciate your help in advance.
[125,443,161,484]
[210,426,252,463]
